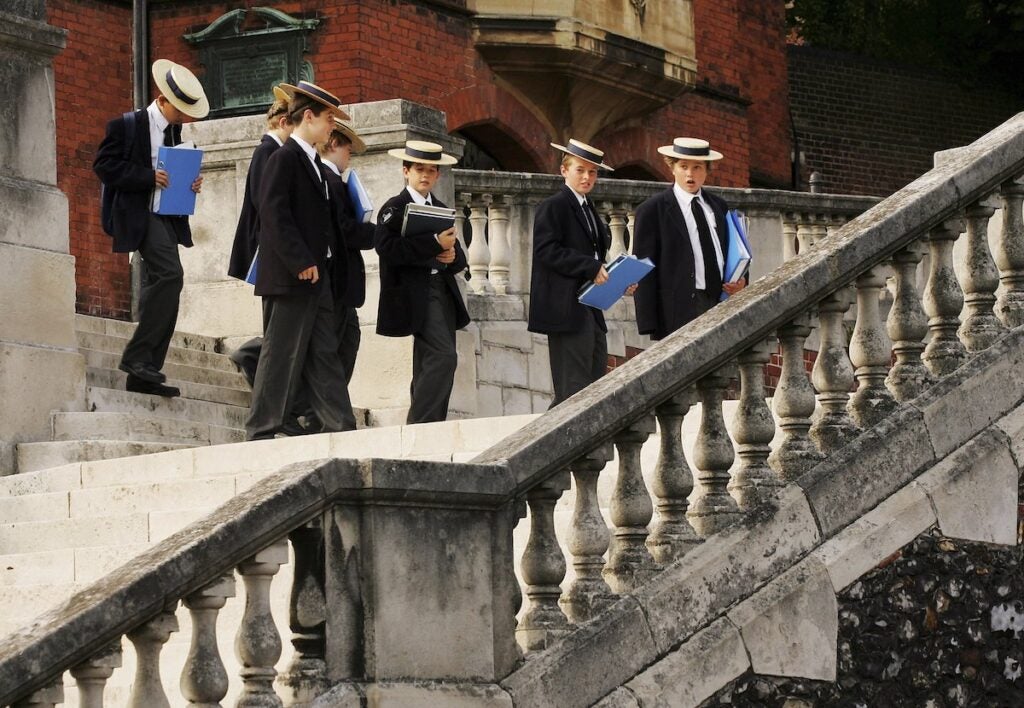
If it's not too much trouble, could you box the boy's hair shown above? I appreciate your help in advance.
[561,154,599,169]
[266,98,292,127]
[403,160,440,170]
[287,94,328,125]
[663,155,713,171]
[317,129,352,156]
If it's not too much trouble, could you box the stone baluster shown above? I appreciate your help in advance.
[809,288,857,453]
[688,368,743,536]
[922,220,966,376]
[603,201,628,257]
[488,195,512,294]
[782,215,798,260]
[12,678,64,708]
[768,316,823,480]
[796,215,815,252]
[71,643,122,708]
[995,179,1024,327]
[127,606,180,708]
[466,194,493,293]
[810,214,828,245]
[236,539,289,707]
[848,266,897,429]
[886,243,932,401]
[280,519,328,706]
[730,340,782,509]
[181,573,235,707]
[626,208,637,254]
[958,198,1003,352]
[518,471,571,651]
[561,443,615,624]
[605,415,658,593]
[454,193,470,252]
[647,389,701,562]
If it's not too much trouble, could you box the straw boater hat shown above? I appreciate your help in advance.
[333,118,366,154]
[278,80,351,120]
[657,137,723,161]
[272,85,291,102]
[387,140,457,165]
[151,59,209,119]
[550,138,614,170]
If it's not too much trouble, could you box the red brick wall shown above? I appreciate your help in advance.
[788,45,1022,197]
[48,0,133,318]
[50,0,791,317]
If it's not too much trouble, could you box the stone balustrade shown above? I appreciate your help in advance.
[2,113,1023,706]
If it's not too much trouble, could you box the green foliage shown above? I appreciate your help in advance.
[787,0,1024,89]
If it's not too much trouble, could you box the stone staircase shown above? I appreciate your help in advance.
[14,316,251,474]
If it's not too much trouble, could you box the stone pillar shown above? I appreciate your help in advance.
[0,2,86,475]
[180,100,465,416]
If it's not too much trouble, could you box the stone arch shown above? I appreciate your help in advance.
[595,125,672,182]
[446,84,550,172]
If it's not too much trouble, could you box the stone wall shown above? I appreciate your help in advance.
[788,45,1023,197]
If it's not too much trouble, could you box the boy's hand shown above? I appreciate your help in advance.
[436,247,456,264]
[154,169,170,188]
[625,283,638,296]
[191,175,204,194]
[436,227,457,251]
[722,278,747,295]
[593,265,609,285]
[298,265,319,284]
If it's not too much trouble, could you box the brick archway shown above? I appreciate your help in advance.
[595,126,671,182]
[446,84,551,173]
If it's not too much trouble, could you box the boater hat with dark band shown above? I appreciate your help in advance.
[550,138,614,170]
[333,118,366,154]
[272,85,291,102]
[278,80,351,120]
[657,137,723,161]
[387,140,458,165]
[151,59,209,119]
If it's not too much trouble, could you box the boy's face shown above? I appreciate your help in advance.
[561,157,599,195]
[404,162,440,197]
[322,139,352,171]
[305,109,336,146]
[672,159,709,194]
[156,96,195,125]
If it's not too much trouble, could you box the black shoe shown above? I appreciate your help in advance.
[278,416,312,437]
[119,360,166,384]
[229,351,257,388]
[126,376,180,398]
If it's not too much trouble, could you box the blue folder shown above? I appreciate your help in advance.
[245,248,258,286]
[346,169,374,223]
[720,210,752,301]
[578,254,655,311]
[155,145,203,216]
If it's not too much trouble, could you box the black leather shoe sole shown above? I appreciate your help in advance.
[126,377,180,398]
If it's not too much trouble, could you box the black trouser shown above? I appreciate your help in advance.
[547,309,607,408]
[245,274,356,440]
[407,277,458,424]
[121,214,183,371]
[335,305,361,386]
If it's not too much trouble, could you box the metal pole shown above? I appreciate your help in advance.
[132,0,148,109]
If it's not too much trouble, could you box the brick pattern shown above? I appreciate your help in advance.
[788,45,1022,197]
[50,0,792,316]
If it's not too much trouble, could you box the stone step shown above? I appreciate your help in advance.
[75,330,239,375]
[15,440,195,474]
[79,347,249,391]
[86,386,249,429]
[51,411,244,446]
[0,512,150,555]
[86,366,252,409]
[75,314,221,354]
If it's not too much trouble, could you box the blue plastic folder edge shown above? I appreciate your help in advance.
[245,248,258,286]
[720,211,752,301]
[347,169,374,224]
[155,145,203,216]
[578,254,655,311]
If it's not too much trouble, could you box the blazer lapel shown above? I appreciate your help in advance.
[287,139,327,197]
[561,186,592,236]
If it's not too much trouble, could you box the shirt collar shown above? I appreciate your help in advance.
[406,185,432,205]
[290,134,319,163]
[323,160,341,177]
[267,132,284,147]
[672,183,703,206]
[566,184,589,206]
[147,100,169,135]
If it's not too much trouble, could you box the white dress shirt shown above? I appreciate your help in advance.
[406,186,439,272]
[567,186,600,259]
[290,134,327,200]
[672,184,724,291]
[147,101,169,212]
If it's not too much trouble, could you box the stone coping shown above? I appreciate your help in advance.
[473,111,1024,494]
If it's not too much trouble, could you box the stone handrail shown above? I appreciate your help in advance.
[2,112,1022,705]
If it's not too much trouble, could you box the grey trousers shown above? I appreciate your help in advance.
[547,309,607,408]
[122,214,183,370]
[407,277,458,424]
[245,277,356,440]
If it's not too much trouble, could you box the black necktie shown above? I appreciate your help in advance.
[162,124,180,147]
[691,198,722,292]
[582,200,600,253]
[313,154,328,199]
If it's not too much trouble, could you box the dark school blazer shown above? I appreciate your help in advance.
[325,169,376,308]
[527,185,610,334]
[227,134,280,281]
[632,187,731,341]
[93,108,192,253]
[254,138,346,298]
[374,189,470,337]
